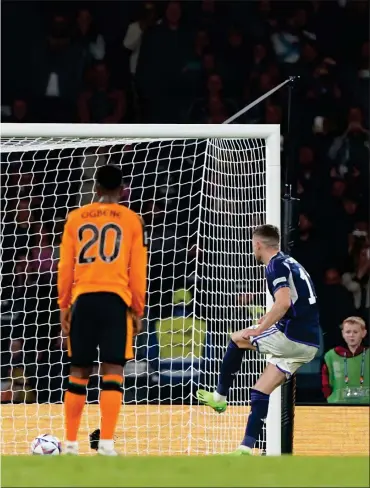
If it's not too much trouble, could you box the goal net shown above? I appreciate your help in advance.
[0,123,281,456]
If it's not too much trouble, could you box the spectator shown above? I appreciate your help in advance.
[343,197,359,230]
[348,222,370,255]
[347,162,369,207]
[74,9,105,63]
[77,146,108,205]
[30,14,84,122]
[206,95,229,123]
[30,223,57,279]
[0,365,35,404]
[296,146,319,198]
[355,41,369,123]
[197,0,218,34]
[330,178,347,200]
[319,268,355,350]
[136,1,187,122]
[247,0,278,41]
[300,40,319,75]
[29,333,69,403]
[311,116,333,157]
[183,29,211,72]
[187,72,236,122]
[143,199,181,319]
[3,252,37,373]
[319,177,347,228]
[16,172,42,207]
[77,62,126,123]
[123,2,157,77]
[222,26,246,97]
[342,244,370,321]
[206,72,223,98]
[181,29,212,101]
[2,167,42,209]
[265,103,282,124]
[2,199,34,296]
[274,8,316,67]
[153,288,206,361]
[120,181,131,207]
[293,213,327,285]
[328,107,370,176]
[201,49,217,77]
[9,99,30,123]
[322,316,369,404]
[244,71,280,123]
[319,179,360,265]
[51,216,65,263]
[271,16,300,67]
[249,43,271,81]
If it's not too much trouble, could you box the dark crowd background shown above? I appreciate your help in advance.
[1,0,369,404]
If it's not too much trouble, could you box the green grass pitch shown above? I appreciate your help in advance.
[2,456,369,487]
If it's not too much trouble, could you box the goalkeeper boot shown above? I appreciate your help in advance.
[64,441,79,455]
[196,389,227,413]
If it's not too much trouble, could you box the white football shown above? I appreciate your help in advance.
[31,434,62,455]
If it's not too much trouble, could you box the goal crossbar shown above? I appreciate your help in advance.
[1,123,279,140]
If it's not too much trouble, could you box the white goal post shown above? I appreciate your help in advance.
[1,123,281,456]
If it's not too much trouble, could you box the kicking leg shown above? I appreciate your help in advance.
[98,362,124,456]
[232,363,286,455]
[64,365,92,454]
[197,330,256,413]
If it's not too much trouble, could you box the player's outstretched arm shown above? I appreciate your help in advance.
[57,215,76,316]
[128,216,147,319]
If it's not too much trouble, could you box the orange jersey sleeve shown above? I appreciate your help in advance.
[57,213,76,310]
[57,202,147,314]
[129,217,148,318]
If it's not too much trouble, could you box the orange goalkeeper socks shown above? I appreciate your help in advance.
[100,374,123,440]
[64,376,88,442]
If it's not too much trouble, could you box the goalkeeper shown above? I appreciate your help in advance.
[197,224,320,455]
[57,165,147,456]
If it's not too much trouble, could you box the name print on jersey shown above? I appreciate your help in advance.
[81,209,121,219]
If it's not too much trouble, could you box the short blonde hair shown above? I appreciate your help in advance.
[340,316,366,330]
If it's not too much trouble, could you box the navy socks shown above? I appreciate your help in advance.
[242,389,270,448]
[216,340,245,397]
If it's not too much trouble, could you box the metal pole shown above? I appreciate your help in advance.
[281,76,300,455]
[223,78,295,125]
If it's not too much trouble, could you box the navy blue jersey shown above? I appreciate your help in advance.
[265,252,320,347]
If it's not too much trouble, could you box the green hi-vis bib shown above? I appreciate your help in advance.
[155,316,207,360]
[324,348,370,404]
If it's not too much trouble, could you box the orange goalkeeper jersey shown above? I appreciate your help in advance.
[57,202,147,317]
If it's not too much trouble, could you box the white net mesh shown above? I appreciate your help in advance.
[1,134,268,455]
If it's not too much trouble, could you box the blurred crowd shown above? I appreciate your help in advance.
[1,0,369,404]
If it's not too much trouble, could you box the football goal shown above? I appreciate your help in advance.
[0,123,281,456]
